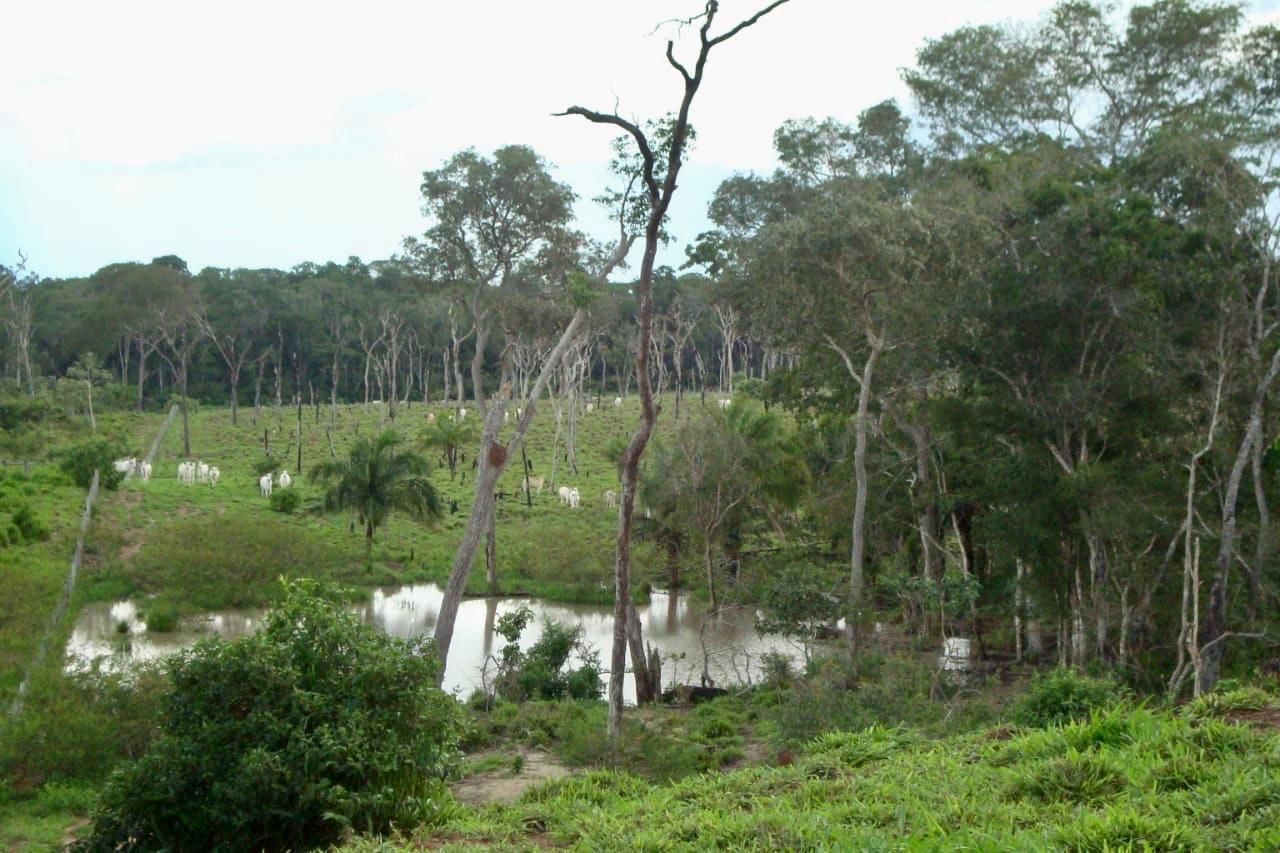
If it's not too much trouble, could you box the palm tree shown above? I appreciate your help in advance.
[420,417,475,480]
[308,430,442,561]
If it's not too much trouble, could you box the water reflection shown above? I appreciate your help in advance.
[67,585,806,703]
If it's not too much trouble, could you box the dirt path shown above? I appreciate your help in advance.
[452,749,569,805]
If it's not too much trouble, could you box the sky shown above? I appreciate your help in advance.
[4,0,1280,280]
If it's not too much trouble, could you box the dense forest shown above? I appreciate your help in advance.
[3,0,1280,848]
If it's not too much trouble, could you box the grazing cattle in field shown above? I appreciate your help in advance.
[521,475,545,496]
[558,485,571,505]
[585,402,594,413]
[604,489,617,509]
[207,466,219,486]
[504,410,509,423]
[277,470,292,488]
[613,396,622,408]
[196,461,210,483]
[455,408,467,421]
[178,461,196,485]
[139,461,152,482]
[426,412,436,424]
[113,457,137,475]
[516,407,523,419]
[568,487,581,509]
[259,474,273,498]
[718,397,732,410]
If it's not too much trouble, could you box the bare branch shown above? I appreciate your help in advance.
[707,0,790,46]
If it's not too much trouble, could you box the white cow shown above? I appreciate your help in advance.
[516,408,523,419]
[521,475,546,496]
[718,397,733,410]
[426,412,436,424]
[558,485,571,505]
[207,466,219,487]
[113,457,137,475]
[196,461,210,483]
[585,402,594,414]
[259,474,274,498]
[456,408,468,420]
[613,396,623,408]
[178,461,196,486]
[504,410,510,423]
[139,461,152,482]
[604,489,617,509]
[568,488,581,509]
[277,470,292,488]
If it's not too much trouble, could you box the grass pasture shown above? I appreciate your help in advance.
[345,702,1280,851]
[78,396,707,621]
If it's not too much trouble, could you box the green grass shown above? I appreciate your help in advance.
[341,702,1280,851]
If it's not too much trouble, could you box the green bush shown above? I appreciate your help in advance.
[140,599,180,632]
[76,580,464,853]
[268,488,301,514]
[1012,667,1129,727]
[10,503,49,543]
[54,436,130,490]
[0,667,166,791]
[486,606,602,704]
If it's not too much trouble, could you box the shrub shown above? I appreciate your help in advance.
[54,436,130,490]
[140,599,180,632]
[0,666,167,791]
[268,488,300,514]
[1012,668,1128,727]
[10,503,49,543]
[485,606,602,704]
[253,456,282,477]
[76,580,464,853]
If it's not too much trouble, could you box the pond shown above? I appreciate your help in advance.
[66,585,808,703]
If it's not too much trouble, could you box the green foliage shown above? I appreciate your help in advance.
[0,667,167,791]
[309,430,441,553]
[268,487,301,514]
[55,435,130,490]
[1012,667,1130,727]
[393,705,1278,851]
[252,455,283,477]
[1183,685,1279,721]
[486,605,601,703]
[755,561,841,651]
[77,580,465,853]
[140,598,180,632]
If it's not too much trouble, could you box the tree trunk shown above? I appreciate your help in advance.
[1198,346,1280,693]
[433,305,597,678]
[485,504,498,594]
[704,538,718,613]
[826,332,883,654]
[229,365,240,426]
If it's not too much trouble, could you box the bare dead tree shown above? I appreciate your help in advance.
[153,305,202,458]
[196,307,252,426]
[557,0,791,740]
[1,255,37,396]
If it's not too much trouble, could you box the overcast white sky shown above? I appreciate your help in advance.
[3,0,1279,279]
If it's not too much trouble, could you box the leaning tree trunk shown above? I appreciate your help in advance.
[434,297,610,677]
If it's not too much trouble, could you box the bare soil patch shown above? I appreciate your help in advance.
[451,749,569,805]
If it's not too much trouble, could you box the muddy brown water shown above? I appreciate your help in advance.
[66,585,806,703]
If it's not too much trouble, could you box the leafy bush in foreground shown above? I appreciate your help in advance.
[76,580,464,853]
